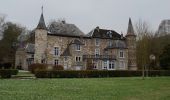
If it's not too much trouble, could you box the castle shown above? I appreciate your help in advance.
[15,11,137,70]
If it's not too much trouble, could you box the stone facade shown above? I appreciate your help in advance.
[15,12,137,70]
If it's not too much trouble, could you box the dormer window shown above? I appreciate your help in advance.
[107,31,113,38]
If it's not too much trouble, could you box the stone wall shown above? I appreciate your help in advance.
[15,48,27,70]
[34,29,47,63]
[126,36,137,70]
[34,33,130,70]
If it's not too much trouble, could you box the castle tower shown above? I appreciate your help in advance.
[126,18,137,70]
[34,7,48,64]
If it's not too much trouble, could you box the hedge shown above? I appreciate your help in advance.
[0,69,18,78]
[28,63,47,74]
[35,70,170,78]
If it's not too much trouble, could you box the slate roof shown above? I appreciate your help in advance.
[86,27,121,39]
[36,13,47,30]
[25,43,35,54]
[71,39,84,45]
[126,18,135,36]
[105,40,127,49]
[48,21,85,37]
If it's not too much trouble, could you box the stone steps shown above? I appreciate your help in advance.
[12,70,36,79]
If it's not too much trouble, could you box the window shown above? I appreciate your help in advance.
[109,61,114,70]
[107,31,113,38]
[41,59,45,64]
[75,44,81,51]
[93,60,98,69]
[54,59,59,65]
[83,40,86,46]
[103,61,107,70]
[109,40,112,46]
[75,56,81,62]
[95,38,100,46]
[119,50,124,58]
[119,61,125,69]
[95,48,100,56]
[54,47,59,56]
[31,54,34,58]
[64,57,67,61]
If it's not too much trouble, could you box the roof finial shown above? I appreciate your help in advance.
[41,6,43,14]
[41,5,44,14]
[36,5,47,30]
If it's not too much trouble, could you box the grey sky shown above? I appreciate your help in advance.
[0,0,170,34]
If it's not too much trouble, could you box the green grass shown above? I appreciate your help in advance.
[0,77,170,100]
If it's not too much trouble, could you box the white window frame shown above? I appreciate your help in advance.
[95,38,100,46]
[119,50,124,58]
[75,56,81,62]
[75,44,81,51]
[93,60,98,69]
[103,61,107,70]
[108,60,115,70]
[54,47,59,56]
[95,48,100,56]
[54,59,59,66]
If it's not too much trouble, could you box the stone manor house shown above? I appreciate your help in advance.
[15,11,137,71]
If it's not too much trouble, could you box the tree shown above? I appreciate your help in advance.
[135,19,154,69]
[0,15,7,40]
[0,22,24,66]
[159,44,170,70]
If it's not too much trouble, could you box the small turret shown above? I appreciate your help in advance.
[126,18,137,70]
[34,6,48,64]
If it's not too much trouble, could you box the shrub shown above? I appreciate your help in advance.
[86,64,95,70]
[3,63,12,69]
[35,70,170,78]
[0,63,3,69]
[0,69,18,79]
[28,63,47,74]
[53,65,64,70]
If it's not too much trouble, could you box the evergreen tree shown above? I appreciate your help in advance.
[159,44,170,70]
[0,22,23,65]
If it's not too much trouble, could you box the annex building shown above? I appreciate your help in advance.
[15,11,137,70]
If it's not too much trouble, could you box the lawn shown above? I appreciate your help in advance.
[0,77,170,100]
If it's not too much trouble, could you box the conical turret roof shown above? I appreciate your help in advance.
[126,18,135,36]
[36,12,47,30]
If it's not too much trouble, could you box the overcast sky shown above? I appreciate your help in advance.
[0,0,170,34]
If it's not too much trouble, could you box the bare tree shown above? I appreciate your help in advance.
[135,19,154,69]
[0,14,7,40]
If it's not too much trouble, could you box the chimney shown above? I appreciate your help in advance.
[62,20,66,24]
[96,26,100,32]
